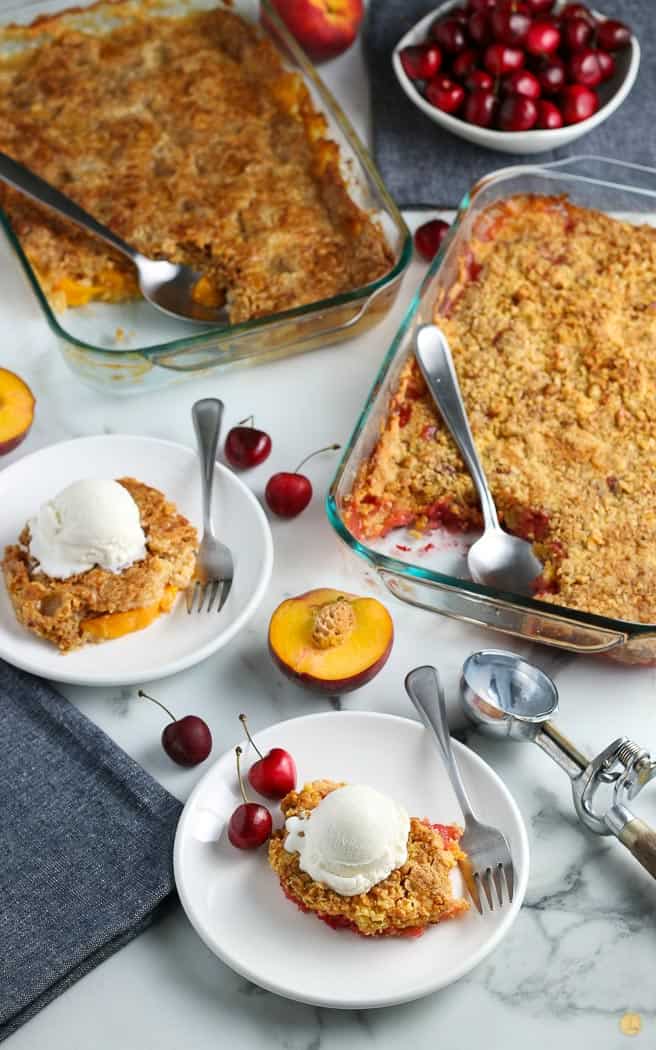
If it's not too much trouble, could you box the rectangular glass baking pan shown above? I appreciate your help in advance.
[0,0,411,395]
[327,156,656,666]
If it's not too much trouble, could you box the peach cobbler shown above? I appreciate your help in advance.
[268,780,468,937]
[346,195,656,624]
[2,477,197,651]
[0,3,392,322]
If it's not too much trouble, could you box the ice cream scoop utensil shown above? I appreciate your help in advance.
[405,665,515,914]
[461,649,656,879]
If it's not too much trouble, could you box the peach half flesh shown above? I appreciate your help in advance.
[268,588,393,694]
[0,368,35,455]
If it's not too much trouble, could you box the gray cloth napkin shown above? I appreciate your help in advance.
[364,0,654,207]
[0,660,182,1042]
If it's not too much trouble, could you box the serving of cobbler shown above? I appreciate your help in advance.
[2,478,197,652]
[268,780,468,937]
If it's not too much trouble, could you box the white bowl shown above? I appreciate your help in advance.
[392,0,640,155]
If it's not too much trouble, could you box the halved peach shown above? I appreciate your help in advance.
[0,368,35,455]
[268,587,393,694]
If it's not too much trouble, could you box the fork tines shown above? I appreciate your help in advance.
[468,862,514,915]
[186,578,227,613]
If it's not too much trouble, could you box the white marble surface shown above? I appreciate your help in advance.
[2,26,656,1050]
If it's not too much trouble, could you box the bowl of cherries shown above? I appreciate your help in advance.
[393,0,639,154]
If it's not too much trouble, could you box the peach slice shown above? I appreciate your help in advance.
[0,368,35,455]
[268,587,393,694]
[82,586,178,642]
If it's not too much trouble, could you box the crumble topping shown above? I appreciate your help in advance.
[0,4,392,322]
[268,779,468,936]
[346,195,656,624]
[2,477,197,651]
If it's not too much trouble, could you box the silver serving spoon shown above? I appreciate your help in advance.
[0,150,228,326]
[415,324,542,594]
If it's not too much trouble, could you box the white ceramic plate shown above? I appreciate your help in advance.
[0,434,273,686]
[393,0,640,155]
[174,711,529,1009]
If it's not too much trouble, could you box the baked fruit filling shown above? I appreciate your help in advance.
[346,194,656,624]
[2,478,197,651]
[268,779,468,937]
[0,5,392,324]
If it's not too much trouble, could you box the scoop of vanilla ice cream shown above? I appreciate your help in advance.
[29,479,147,579]
[284,785,410,897]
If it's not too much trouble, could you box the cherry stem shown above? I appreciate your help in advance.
[237,415,254,427]
[239,713,263,758]
[294,443,341,475]
[235,746,249,803]
[138,690,176,723]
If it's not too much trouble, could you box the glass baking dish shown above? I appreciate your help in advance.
[327,156,656,666]
[0,0,411,395]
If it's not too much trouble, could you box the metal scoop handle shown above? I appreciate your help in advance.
[606,806,656,879]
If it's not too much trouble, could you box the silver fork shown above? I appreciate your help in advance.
[186,398,234,614]
[405,665,515,915]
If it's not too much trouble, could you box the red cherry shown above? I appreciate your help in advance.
[265,443,340,518]
[596,49,616,81]
[597,19,631,52]
[534,56,566,94]
[467,0,496,12]
[239,714,296,799]
[502,70,541,99]
[536,98,564,128]
[525,21,561,55]
[560,83,598,123]
[452,48,479,79]
[139,690,212,767]
[224,416,272,470]
[563,16,592,50]
[484,43,525,75]
[524,0,554,12]
[414,218,451,262]
[399,44,442,81]
[568,48,603,88]
[228,747,272,849]
[425,75,465,114]
[467,11,491,46]
[450,6,470,25]
[463,88,498,127]
[498,94,538,130]
[465,69,494,92]
[431,18,468,54]
[560,3,595,26]
[490,5,530,46]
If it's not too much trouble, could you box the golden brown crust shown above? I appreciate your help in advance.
[268,780,468,936]
[346,194,656,624]
[0,5,392,322]
[1,477,197,651]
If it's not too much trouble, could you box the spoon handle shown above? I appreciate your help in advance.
[192,398,224,537]
[405,665,476,823]
[415,324,499,532]
[0,150,139,264]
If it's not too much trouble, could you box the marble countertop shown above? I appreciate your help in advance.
[2,26,656,1050]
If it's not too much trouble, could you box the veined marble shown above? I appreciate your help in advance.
[2,25,656,1050]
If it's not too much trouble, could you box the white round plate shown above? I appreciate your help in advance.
[174,711,529,1009]
[0,435,273,686]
